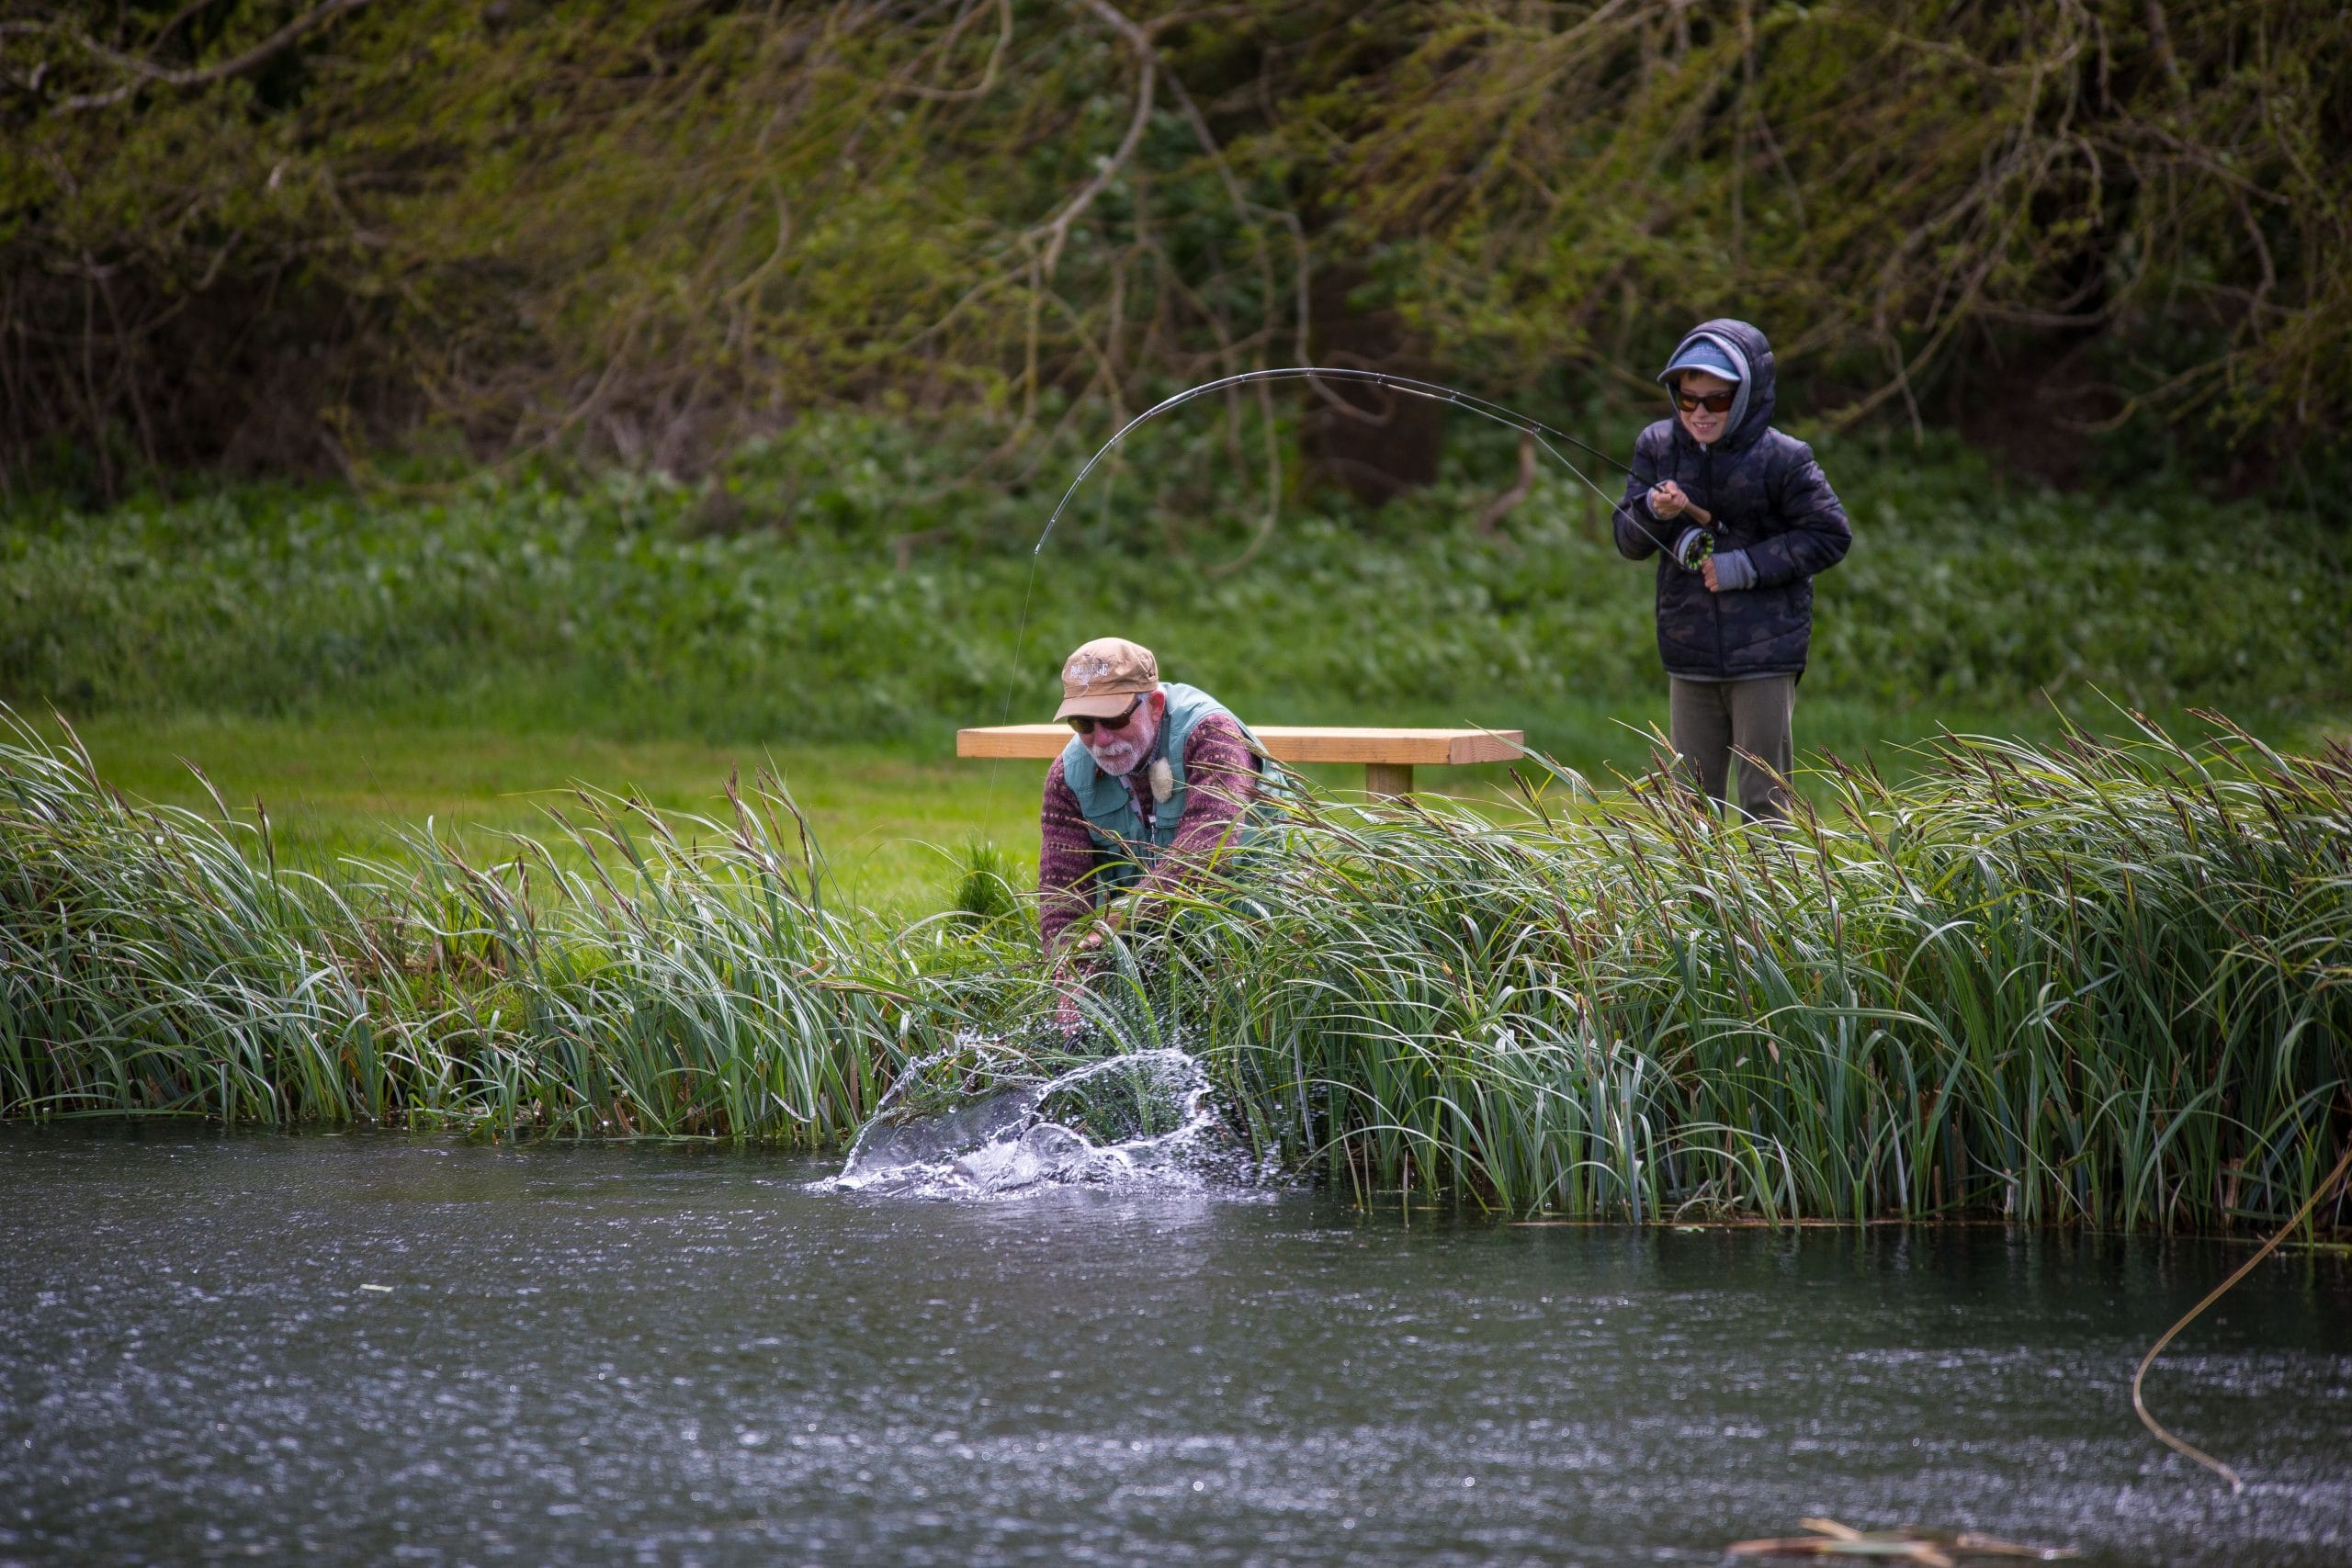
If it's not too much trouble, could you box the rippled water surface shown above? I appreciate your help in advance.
[3,1125,2347,1566]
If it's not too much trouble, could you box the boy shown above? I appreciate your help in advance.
[1611,319,1852,820]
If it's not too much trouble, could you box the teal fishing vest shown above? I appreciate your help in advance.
[1059,682,1280,900]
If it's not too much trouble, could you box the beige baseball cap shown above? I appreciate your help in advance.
[1055,637,1160,719]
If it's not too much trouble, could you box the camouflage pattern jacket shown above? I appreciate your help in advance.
[1611,318,1853,680]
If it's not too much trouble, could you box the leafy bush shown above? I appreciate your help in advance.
[3,415,2345,749]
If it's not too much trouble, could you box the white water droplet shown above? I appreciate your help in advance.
[825,1042,1250,1200]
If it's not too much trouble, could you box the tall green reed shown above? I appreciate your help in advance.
[0,710,922,1142]
[4,703,2346,1230]
[1120,713,2352,1229]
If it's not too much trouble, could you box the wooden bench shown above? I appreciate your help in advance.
[956,725,1524,798]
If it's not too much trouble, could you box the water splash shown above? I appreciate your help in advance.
[827,1045,1243,1199]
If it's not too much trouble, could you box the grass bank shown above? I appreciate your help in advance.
[6,710,2346,1233]
[6,412,2345,917]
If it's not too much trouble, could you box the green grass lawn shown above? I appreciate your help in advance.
[49,714,1041,917]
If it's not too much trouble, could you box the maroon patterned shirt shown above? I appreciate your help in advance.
[1038,712,1261,952]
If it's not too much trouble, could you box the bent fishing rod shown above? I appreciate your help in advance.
[988,363,1712,750]
[1027,364,1702,564]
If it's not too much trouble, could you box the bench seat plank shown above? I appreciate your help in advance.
[956,724,1523,766]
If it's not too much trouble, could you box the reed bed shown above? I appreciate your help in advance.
[3,705,2347,1230]
[1138,715,2352,1229]
[0,711,927,1143]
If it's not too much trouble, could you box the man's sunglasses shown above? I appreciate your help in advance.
[1068,696,1145,736]
[1675,385,1737,414]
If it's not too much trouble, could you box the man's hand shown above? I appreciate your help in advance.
[1702,555,1720,592]
[1648,479,1690,519]
[1072,908,1118,953]
[1053,912,1119,1034]
[1050,948,1094,1036]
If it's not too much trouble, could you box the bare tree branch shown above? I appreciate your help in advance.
[49,0,372,112]
[1027,0,1155,280]
[891,0,1012,102]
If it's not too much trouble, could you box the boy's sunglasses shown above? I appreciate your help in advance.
[1675,385,1737,414]
[1068,696,1145,736]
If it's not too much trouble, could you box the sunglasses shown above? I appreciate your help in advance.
[1675,385,1737,415]
[1068,696,1145,736]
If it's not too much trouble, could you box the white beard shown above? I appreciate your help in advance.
[1090,738,1143,775]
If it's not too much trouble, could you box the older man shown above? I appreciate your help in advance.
[1038,636,1274,953]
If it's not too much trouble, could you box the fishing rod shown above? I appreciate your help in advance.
[1027,364,1696,562]
[989,364,1707,753]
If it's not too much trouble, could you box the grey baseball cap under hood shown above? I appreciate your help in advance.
[1657,319,1778,451]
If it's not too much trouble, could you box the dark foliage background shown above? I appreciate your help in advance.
[4,0,2346,505]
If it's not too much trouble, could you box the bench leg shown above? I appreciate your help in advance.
[1364,761,1414,800]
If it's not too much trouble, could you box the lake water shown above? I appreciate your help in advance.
[3,1124,2347,1565]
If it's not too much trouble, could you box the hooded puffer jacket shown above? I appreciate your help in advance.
[1611,319,1852,680]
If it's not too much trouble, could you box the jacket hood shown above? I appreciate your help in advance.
[1658,318,1777,453]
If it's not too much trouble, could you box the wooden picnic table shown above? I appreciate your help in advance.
[956,725,1525,798]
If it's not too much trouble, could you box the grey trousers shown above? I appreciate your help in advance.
[1668,674,1796,821]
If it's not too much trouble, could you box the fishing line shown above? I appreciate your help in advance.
[986,365,1686,825]
[1026,365,1668,558]
[2132,1135,2352,1495]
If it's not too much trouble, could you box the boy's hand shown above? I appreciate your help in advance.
[1648,480,1690,519]
[1701,547,1757,593]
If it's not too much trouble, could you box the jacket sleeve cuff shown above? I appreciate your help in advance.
[1713,547,1757,591]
